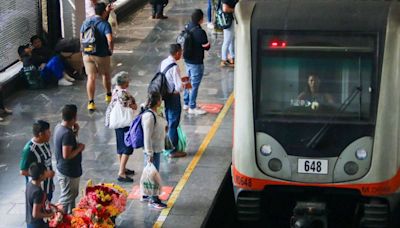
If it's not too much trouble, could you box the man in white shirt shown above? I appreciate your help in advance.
[160,44,187,158]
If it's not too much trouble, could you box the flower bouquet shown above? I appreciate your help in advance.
[49,181,128,227]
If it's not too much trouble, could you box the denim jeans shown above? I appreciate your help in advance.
[207,0,212,23]
[143,152,161,171]
[184,63,204,109]
[221,24,235,61]
[164,94,181,153]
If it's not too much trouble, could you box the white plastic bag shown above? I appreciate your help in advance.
[109,102,135,129]
[108,10,118,36]
[140,162,162,196]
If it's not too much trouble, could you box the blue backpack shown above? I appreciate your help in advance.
[124,109,156,149]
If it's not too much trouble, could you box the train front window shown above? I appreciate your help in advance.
[257,33,375,122]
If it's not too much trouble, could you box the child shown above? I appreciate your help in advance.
[26,163,54,228]
[105,71,137,182]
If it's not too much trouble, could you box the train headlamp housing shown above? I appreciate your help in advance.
[355,149,367,160]
[260,144,272,156]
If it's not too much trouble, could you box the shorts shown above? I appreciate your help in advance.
[82,55,111,75]
[115,127,133,155]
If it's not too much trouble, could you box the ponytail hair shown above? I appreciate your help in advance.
[146,91,161,109]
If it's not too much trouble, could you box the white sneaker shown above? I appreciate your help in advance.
[58,78,73,86]
[183,105,189,111]
[188,108,206,115]
[0,117,3,122]
[207,22,214,29]
[63,73,75,82]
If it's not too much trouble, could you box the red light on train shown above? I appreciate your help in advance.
[270,40,287,48]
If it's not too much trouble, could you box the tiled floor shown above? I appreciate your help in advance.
[0,0,234,227]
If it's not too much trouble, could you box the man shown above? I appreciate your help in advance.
[0,88,12,122]
[54,104,85,214]
[150,0,168,19]
[20,120,55,201]
[161,44,187,158]
[183,9,211,115]
[220,0,237,67]
[81,3,114,111]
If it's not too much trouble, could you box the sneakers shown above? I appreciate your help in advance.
[87,102,96,111]
[155,15,168,19]
[58,78,73,86]
[0,108,12,115]
[207,22,215,29]
[140,195,150,202]
[125,169,135,175]
[105,94,112,103]
[117,176,134,183]
[183,105,189,111]
[0,117,3,122]
[169,151,187,158]
[63,72,75,82]
[149,198,167,209]
[220,60,234,68]
[188,108,207,115]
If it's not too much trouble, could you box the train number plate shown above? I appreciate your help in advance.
[298,159,328,174]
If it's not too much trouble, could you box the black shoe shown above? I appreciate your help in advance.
[125,169,135,175]
[118,176,134,182]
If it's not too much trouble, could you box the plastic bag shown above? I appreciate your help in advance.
[109,102,135,129]
[140,162,162,196]
[108,11,118,35]
[177,126,187,152]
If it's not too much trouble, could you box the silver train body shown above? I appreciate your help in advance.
[232,0,400,227]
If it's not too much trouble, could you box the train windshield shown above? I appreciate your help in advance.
[257,32,376,123]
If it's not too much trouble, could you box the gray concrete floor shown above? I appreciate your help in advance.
[0,0,234,227]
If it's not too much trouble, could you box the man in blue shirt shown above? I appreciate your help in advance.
[183,9,211,115]
[80,3,114,111]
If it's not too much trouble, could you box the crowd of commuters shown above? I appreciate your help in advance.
[16,1,240,226]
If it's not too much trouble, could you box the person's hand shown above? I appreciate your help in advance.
[72,123,80,133]
[147,155,154,163]
[130,103,138,110]
[45,170,55,178]
[78,143,85,152]
[106,3,114,13]
[39,63,46,70]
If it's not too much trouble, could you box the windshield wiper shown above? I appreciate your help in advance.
[306,87,362,149]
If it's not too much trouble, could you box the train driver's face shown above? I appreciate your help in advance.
[308,75,319,91]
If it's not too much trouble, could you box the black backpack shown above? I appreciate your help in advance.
[81,20,102,55]
[148,63,177,99]
[176,25,197,59]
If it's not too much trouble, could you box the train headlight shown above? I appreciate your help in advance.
[355,149,367,160]
[344,162,359,175]
[260,144,272,156]
[268,158,282,172]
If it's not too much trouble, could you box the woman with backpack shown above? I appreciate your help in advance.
[141,91,168,209]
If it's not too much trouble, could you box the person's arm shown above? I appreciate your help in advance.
[142,112,155,158]
[104,22,114,54]
[61,133,85,160]
[172,66,183,92]
[19,145,33,176]
[222,3,235,13]
[32,193,54,219]
[200,30,211,50]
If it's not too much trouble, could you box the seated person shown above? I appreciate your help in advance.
[298,74,335,104]
[30,35,77,84]
[18,45,73,86]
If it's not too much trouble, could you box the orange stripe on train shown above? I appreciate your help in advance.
[232,165,400,196]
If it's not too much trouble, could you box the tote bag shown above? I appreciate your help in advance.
[109,102,135,129]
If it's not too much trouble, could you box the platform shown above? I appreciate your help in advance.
[0,0,233,227]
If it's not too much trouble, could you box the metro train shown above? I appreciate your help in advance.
[231,0,400,227]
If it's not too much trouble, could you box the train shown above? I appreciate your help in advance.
[231,0,400,227]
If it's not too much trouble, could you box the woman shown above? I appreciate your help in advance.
[105,72,137,182]
[141,92,168,209]
[298,74,335,105]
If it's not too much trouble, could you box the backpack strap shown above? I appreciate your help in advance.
[161,62,178,93]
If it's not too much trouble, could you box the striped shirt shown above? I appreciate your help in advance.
[20,139,54,196]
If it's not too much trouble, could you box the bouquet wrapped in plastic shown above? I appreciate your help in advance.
[49,181,128,227]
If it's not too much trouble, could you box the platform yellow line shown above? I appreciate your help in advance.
[153,93,234,228]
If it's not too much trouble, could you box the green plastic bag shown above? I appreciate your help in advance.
[177,125,187,152]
